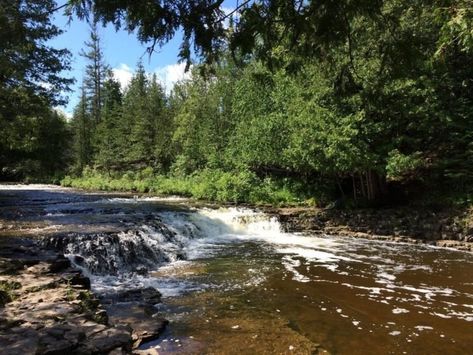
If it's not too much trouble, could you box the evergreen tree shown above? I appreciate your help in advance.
[80,20,109,127]
[147,74,171,170]
[122,62,150,166]
[95,73,123,172]
[33,110,72,180]
[71,86,93,172]
[0,0,72,180]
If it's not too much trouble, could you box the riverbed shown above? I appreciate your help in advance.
[1,184,473,354]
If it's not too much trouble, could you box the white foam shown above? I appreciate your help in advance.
[277,247,353,263]
[377,272,396,281]
[46,212,66,217]
[392,308,410,314]
[99,196,188,204]
[282,256,310,283]
[0,184,64,190]
[432,312,452,319]
[414,326,433,331]
[35,201,473,322]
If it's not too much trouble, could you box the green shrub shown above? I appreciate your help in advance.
[60,167,322,206]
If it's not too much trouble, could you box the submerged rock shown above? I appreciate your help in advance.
[100,287,167,349]
[106,302,168,348]
[101,287,162,305]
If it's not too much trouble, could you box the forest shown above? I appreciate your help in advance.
[1,0,472,207]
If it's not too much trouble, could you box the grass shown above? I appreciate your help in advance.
[61,168,318,206]
[0,280,21,307]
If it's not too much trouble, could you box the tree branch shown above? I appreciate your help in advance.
[213,0,252,24]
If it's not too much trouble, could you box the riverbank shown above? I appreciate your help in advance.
[273,206,473,252]
[0,237,166,354]
[60,169,313,206]
[61,176,473,252]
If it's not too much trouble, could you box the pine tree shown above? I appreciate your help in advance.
[95,73,123,172]
[71,85,93,172]
[73,20,110,169]
[122,61,151,166]
[80,20,109,127]
[147,74,171,170]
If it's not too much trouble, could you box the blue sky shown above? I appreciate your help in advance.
[50,1,238,117]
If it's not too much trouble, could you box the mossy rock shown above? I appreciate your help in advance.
[0,289,12,307]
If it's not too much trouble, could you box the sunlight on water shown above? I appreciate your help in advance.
[3,186,473,354]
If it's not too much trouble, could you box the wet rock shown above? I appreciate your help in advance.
[95,309,109,324]
[66,272,91,289]
[108,287,162,304]
[72,255,85,266]
[106,303,168,348]
[0,258,25,274]
[0,238,137,355]
[38,335,76,354]
[133,349,160,355]
[274,206,473,253]
[48,257,71,273]
[134,266,148,275]
[86,326,132,353]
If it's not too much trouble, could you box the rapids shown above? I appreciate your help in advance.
[1,184,473,354]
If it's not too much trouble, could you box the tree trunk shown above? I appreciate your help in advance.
[359,172,366,199]
[357,170,386,203]
[352,174,357,203]
[366,169,386,202]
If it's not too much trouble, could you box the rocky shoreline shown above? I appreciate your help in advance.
[273,206,473,252]
[0,237,166,355]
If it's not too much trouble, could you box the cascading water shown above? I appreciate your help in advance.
[4,186,473,354]
[43,206,286,294]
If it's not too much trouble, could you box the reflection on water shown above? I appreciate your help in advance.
[1,184,473,354]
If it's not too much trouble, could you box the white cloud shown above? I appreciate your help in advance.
[54,106,72,120]
[112,63,133,90]
[154,62,192,94]
[221,6,240,27]
[111,62,191,94]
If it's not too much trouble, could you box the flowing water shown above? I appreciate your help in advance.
[1,184,473,354]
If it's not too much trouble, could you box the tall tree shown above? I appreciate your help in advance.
[172,71,220,172]
[0,0,72,180]
[121,62,149,166]
[71,85,93,172]
[80,20,108,127]
[95,72,123,172]
[0,0,72,118]
[147,74,171,171]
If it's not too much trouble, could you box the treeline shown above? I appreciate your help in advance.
[69,23,171,175]
[2,1,471,206]
[66,2,472,206]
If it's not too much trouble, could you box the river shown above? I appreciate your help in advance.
[1,184,473,354]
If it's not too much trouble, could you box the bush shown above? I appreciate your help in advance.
[60,167,319,206]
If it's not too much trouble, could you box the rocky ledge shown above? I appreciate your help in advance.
[274,207,473,252]
[0,237,167,354]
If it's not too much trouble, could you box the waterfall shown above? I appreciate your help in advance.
[43,207,283,276]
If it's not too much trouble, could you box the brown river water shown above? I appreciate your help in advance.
[1,184,472,354]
